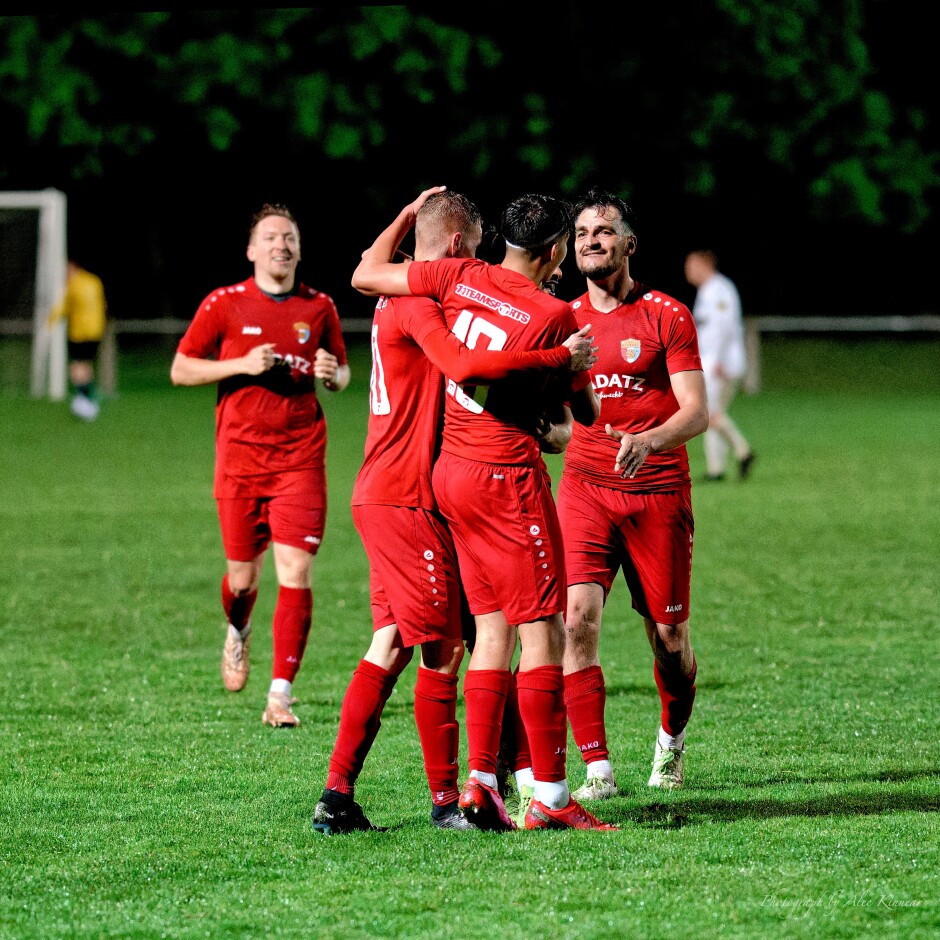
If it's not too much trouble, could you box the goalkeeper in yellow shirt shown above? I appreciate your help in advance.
[48,259,108,420]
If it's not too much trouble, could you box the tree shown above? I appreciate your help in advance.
[1,4,935,233]
[0,11,523,181]
[1,6,936,318]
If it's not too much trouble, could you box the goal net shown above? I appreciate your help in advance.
[0,188,68,399]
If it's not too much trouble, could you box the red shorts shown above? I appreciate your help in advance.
[352,504,463,647]
[556,473,694,626]
[216,494,326,561]
[432,450,566,625]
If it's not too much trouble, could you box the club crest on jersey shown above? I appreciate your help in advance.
[293,321,311,344]
[621,338,641,363]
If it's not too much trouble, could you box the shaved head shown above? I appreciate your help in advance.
[415,191,483,258]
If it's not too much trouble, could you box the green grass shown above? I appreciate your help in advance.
[1,335,938,939]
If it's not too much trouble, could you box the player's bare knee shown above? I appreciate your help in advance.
[565,605,601,652]
[365,634,412,675]
[386,646,414,676]
[420,637,464,674]
[649,618,690,653]
[227,565,260,595]
[566,591,602,638]
[469,627,516,670]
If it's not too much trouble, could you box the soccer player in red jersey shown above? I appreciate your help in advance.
[171,203,349,728]
[312,189,596,834]
[557,188,708,798]
[353,189,618,832]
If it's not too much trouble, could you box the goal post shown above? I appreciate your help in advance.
[0,188,68,399]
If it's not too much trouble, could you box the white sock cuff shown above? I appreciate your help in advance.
[470,770,498,790]
[658,727,685,750]
[533,780,570,810]
[586,759,614,780]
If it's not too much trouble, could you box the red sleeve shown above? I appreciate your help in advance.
[663,304,702,373]
[177,292,224,359]
[318,294,348,365]
[404,300,569,383]
[406,258,463,304]
[568,370,593,394]
[406,259,437,299]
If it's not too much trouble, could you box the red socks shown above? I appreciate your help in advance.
[564,665,609,765]
[463,669,512,775]
[499,667,532,773]
[221,574,257,633]
[326,659,398,794]
[414,667,460,806]
[516,665,567,783]
[224,580,312,684]
[271,586,312,682]
[654,656,698,736]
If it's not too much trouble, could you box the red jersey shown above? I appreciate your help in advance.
[352,294,571,509]
[562,282,702,493]
[177,277,347,498]
[407,259,584,465]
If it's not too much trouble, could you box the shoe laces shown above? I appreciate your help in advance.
[225,631,247,662]
[569,800,618,830]
[653,745,682,772]
[568,802,597,825]
[269,691,297,706]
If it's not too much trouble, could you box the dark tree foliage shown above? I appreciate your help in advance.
[0,4,935,317]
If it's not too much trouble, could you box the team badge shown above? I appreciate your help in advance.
[621,338,641,363]
[293,322,311,344]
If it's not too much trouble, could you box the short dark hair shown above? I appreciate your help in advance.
[499,193,573,253]
[573,188,637,235]
[249,203,298,241]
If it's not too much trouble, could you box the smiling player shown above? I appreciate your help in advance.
[558,188,708,798]
[171,203,349,728]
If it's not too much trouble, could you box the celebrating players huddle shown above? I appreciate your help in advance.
[173,185,708,834]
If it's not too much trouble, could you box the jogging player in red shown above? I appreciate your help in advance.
[557,188,708,799]
[313,188,596,834]
[171,203,349,728]
[353,188,617,832]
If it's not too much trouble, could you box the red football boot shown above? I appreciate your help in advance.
[458,779,517,831]
[524,797,619,831]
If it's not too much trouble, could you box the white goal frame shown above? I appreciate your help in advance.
[0,188,68,399]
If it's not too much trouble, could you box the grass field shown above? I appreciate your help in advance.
[1,334,938,939]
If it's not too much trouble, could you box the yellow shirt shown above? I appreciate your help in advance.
[49,268,107,342]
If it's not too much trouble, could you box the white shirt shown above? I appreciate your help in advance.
[692,271,746,380]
